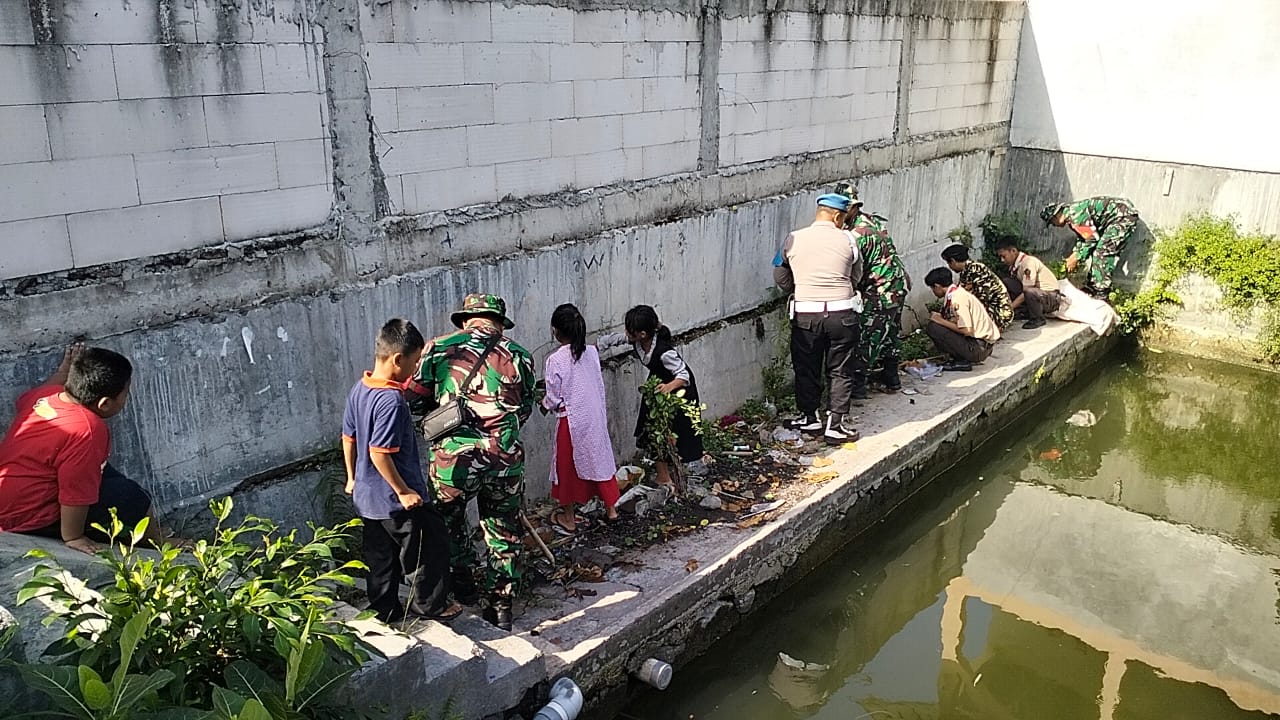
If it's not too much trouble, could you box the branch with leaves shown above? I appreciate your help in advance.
[639,377,704,492]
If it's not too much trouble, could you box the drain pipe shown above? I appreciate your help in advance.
[635,658,673,690]
[533,677,583,720]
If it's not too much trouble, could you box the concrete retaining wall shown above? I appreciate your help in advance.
[0,0,1024,521]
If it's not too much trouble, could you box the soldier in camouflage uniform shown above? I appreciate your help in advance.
[406,293,535,631]
[834,182,910,394]
[1041,196,1139,297]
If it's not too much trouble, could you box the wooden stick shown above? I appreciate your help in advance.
[519,510,557,563]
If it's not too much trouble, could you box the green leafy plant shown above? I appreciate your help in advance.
[14,501,377,718]
[11,611,173,720]
[946,225,974,247]
[639,377,704,491]
[698,418,735,454]
[899,328,938,362]
[979,211,1024,271]
[1113,214,1280,362]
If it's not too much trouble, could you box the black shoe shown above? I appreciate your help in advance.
[1022,318,1046,330]
[823,414,860,445]
[943,360,972,372]
[789,413,823,434]
[483,599,513,632]
[452,570,480,606]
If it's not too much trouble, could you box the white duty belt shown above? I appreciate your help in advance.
[789,296,863,316]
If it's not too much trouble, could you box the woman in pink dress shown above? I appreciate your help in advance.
[542,304,620,535]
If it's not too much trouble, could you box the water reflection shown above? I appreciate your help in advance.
[624,354,1280,720]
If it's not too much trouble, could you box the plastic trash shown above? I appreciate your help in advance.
[771,427,802,443]
[744,499,785,516]
[617,484,673,517]
[904,361,943,380]
[1065,410,1097,427]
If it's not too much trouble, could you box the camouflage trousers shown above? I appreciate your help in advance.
[860,305,903,388]
[429,437,525,598]
[1083,214,1137,292]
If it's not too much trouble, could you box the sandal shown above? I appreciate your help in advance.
[550,508,578,537]
[427,602,464,623]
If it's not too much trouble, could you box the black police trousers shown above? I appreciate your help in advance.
[790,309,862,416]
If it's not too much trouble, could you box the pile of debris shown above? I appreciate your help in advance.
[520,403,860,596]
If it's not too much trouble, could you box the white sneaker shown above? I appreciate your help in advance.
[789,413,823,434]
[824,414,860,445]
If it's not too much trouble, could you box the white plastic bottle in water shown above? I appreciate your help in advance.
[533,678,583,720]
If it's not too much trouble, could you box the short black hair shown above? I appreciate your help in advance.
[375,318,425,360]
[940,244,970,263]
[65,348,133,405]
[924,267,954,288]
[994,237,1020,251]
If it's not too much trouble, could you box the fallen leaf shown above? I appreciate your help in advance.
[737,514,767,528]
[841,442,857,451]
[811,457,834,468]
[806,470,840,483]
[1038,448,1063,461]
[685,559,700,573]
[723,502,743,513]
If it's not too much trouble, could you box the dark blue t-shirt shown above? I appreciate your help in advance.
[341,373,430,520]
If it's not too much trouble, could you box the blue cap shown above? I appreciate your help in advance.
[817,193,852,212]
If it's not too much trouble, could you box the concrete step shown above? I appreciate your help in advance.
[450,613,547,718]
[346,611,488,720]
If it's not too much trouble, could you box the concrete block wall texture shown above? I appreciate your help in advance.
[365,1,703,214]
[906,15,1019,135]
[1011,0,1280,174]
[717,13,902,165]
[0,2,332,279]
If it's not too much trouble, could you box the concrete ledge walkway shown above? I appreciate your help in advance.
[349,320,1116,719]
[0,321,1116,720]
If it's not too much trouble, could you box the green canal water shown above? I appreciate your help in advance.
[624,351,1280,720]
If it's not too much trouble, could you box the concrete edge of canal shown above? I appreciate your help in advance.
[0,323,1119,719]
[569,324,1119,719]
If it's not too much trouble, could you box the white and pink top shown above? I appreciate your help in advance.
[541,344,618,484]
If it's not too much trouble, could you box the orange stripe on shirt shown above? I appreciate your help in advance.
[369,446,400,454]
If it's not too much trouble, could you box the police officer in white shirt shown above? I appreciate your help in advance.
[773,192,864,444]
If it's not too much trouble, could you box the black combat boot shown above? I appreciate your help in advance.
[483,595,513,632]
[451,568,480,607]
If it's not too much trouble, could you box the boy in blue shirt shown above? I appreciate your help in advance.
[342,319,460,623]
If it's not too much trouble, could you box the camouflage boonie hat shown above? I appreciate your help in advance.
[1040,203,1068,225]
[831,181,862,205]
[451,293,515,329]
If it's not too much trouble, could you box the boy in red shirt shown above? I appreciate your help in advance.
[0,345,165,553]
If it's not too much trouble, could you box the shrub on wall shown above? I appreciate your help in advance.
[1114,213,1280,363]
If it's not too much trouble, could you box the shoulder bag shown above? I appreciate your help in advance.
[421,335,499,441]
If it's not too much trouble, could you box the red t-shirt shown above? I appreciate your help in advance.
[0,385,109,533]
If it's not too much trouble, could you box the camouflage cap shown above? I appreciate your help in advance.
[451,293,515,329]
[1040,203,1068,225]
[831,181,863,205]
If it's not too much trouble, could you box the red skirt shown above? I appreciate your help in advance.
[551,417,621,507]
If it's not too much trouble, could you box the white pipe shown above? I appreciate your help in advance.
[635,658,673,690]
[533,678,583,720]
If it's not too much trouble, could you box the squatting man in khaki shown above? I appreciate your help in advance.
[773,192,864,445]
